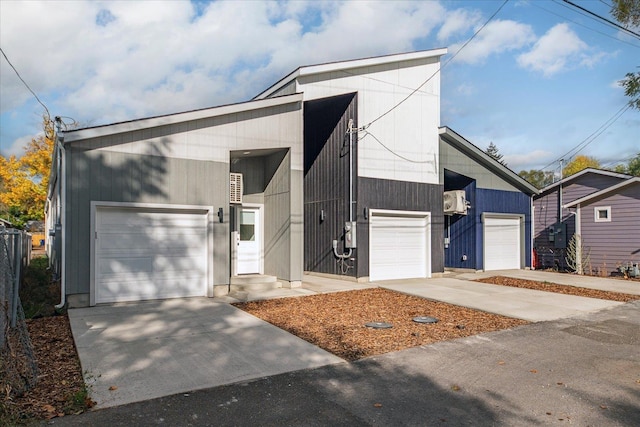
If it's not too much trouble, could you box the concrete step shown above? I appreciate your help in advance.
[230,274,279,285]
[229,275,282,293]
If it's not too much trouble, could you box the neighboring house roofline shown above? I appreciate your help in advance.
[63,93,304,142]
[253,48,448,101]
[538,167,632,194]
[564,177,640,208]
[439,126,539,195]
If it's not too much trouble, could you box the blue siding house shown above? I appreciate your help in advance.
[439,127,538,271]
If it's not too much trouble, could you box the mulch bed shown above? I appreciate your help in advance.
[234,288,529,361]
[476,276,640,302]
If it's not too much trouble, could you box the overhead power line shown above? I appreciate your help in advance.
[1,47,51,120]
[532,2,640,48]
[561,0,640,40]
[540,104,631,171]
[361,0,510,130]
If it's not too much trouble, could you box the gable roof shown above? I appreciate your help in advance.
[438,126,539,195]
[564,177,640,208]
[254,48,448,100]
[539,168,631,193]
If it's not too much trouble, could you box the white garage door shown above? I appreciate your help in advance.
[93,206,208,304]
[369,211,430,281]
[484,216,521,271]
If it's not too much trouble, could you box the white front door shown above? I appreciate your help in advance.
[237,206,262,274]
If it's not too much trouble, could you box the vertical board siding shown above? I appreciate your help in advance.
[303,93,357,276]
[475,189,532,270]
[580,184,640,276]
[357,178,445,278]
[444,181,476,269]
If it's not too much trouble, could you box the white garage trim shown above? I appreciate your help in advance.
[90,202,214,305]
[369,209,431,281]
[482,213,524,271]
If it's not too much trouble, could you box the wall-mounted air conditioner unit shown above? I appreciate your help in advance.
[230,173,243,204]
[444,190,467,215]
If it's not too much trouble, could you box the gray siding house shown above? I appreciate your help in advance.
[48,49,539,307]
[533,168,636,275]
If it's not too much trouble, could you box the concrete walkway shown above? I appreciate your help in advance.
[376,277,622,322]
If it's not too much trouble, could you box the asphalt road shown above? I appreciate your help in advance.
[46,300,640,427]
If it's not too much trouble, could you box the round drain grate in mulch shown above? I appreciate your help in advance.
[412,316,439,324]
[365,321,393,329]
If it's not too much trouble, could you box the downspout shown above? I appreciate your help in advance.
[558,159,563,223]
[54,118,66,309]
[530,196,534,269]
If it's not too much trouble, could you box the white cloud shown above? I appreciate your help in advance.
[517,23,603,77]
[449,19,536,64]
[0,0,450,134]
[437,8,482,42]
[504,150,552,170]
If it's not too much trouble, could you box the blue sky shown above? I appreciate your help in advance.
[1,0,638,174]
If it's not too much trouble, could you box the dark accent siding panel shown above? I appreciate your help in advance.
[475,188,532,270]
[357,178,445,277]
[445,181,476,269]
[64,149,229,295]
[580,183,640,276]
[303,93,358,276]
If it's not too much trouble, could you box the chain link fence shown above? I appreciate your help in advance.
[1,228,38,397]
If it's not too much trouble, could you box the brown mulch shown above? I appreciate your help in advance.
[476,276,640,303]
[234,288,529,361]
[3,315,91,423]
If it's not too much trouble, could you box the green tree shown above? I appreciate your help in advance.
[628,153,640,176]
[562,155,601,178]
[486,142,507,166]
[613,152,640,176]
[518,169,555,189]
[612,1,640,109]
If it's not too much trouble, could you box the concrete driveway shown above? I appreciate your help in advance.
[68,298,343,408]
[69,270,639,409]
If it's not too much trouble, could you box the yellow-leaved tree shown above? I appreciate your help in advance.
[0,118,54,227]
[562,155,601,178]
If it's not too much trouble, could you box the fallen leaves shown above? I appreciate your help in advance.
[235,288,528,361]
[9,315,90,420]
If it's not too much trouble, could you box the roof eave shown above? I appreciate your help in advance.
[64,93,304,142]
[254,48,448,101]
[564,177,640,208]
[439,126,539,195]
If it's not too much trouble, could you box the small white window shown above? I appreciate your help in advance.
[594,206,611,222]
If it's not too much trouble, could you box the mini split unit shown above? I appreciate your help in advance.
[443,190,468,215]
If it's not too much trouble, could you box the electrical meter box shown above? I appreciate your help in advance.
[345,221,357,248]
[552,222,567,249]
